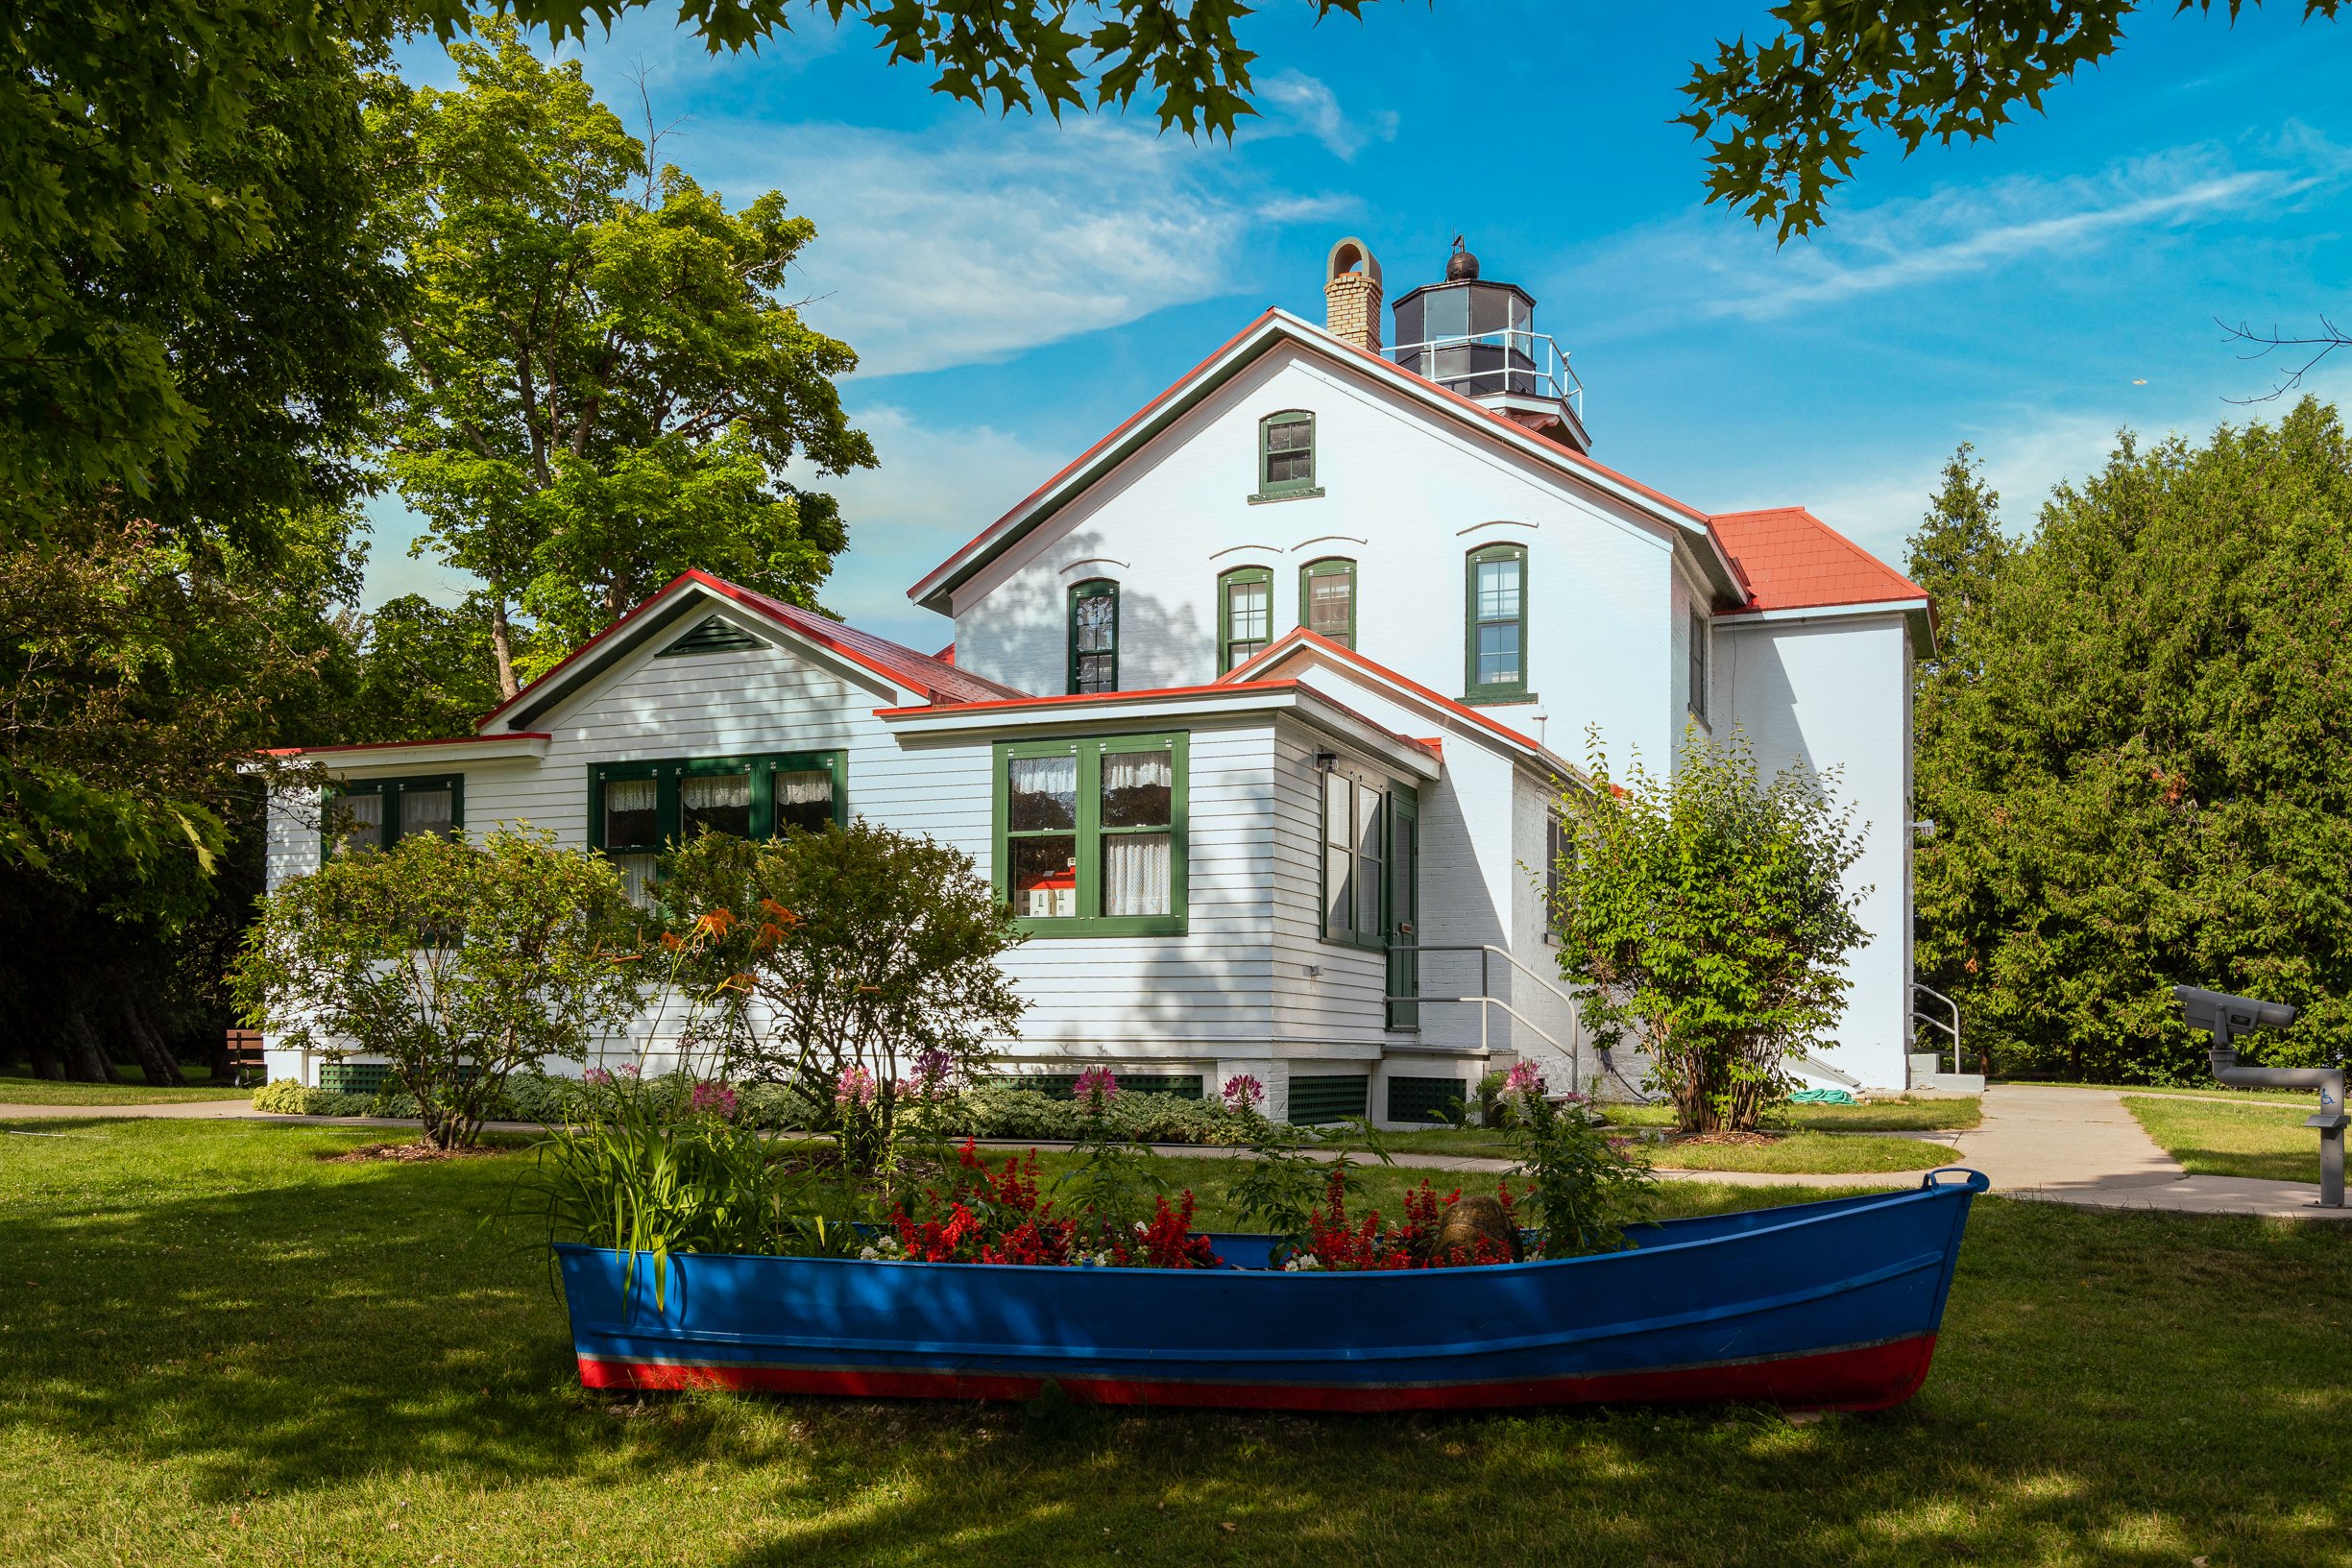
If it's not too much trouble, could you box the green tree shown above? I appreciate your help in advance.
[1682,2,2342,240]
[232,827,644,1148]
[339,593,527,743]
[1912,399,2352,1081]
[376,20,875,693]
[655,824,1027,1174]
[1546,732,1870,1133]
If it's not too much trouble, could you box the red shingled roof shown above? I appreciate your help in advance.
[1709,507,1928,614]
[697,576,1022,705]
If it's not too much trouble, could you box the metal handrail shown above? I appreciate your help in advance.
[1912,981,1962,1075]
[1389,330,1584,416]
[1385,993,1583,1097]
[1391,943,1585,1014]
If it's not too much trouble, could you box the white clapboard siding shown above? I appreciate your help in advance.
[947,346,1682,784]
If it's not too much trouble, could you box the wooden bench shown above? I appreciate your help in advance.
[218,1028,267,1088]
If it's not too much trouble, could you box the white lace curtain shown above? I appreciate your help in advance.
[1101,752,1172,916]
[775,769,832,807]
[681,773,750,811]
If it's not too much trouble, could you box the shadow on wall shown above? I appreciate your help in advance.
[958,527,1211,694]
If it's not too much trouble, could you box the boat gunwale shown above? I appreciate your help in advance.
[551,1168,1989,1282]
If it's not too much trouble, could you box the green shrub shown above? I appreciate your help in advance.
[252,1078,309,1114]
[735,1080,822,1131]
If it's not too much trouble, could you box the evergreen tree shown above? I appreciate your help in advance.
[1913,400,2352,1081]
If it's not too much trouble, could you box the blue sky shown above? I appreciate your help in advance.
[376,3,2352,649]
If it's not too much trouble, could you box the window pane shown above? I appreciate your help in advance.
[1424,285,1467,340]
[1477,621,1522,687]
[1475,556,1521,621]
[1011,835,1078,918]
[1354,783,1384,861]
[1266,418,1313,453]
[1103,832,1170,917]
[398,786,454,841]
[1075,651,1115,693]
[1324,771,1351,849]
[774,768,834,835]
[603,777,659,849]
[1008,755,1078,831]
[1102,750,1172,828]
[682,772,752,838]
[1324,843,1353,936]
[614,853,659,909]
[1074,592,1116,652]
[329,791,382,856]
[1307,567,1352,643]
[1227,577,1270,644]
[1357,847,1384,938]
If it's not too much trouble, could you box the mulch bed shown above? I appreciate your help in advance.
[321,1141,512,1164]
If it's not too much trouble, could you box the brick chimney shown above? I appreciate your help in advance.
[1322,236,1382,355]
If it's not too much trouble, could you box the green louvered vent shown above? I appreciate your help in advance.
[1386,1075,1467,1125]
[1287,1073,1370,1125]
[657,615,765,658]
[996,1073,1203,1101]
[320,1062,395,1098]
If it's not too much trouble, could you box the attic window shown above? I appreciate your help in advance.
[657,615,765,658]
[1252,411,1321,502]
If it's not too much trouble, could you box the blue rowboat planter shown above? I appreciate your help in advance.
[556,1168,1989,1413]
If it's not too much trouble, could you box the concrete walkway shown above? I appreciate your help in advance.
[1944,1085,2348,1220]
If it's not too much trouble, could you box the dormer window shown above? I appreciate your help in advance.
[1299,557,1356,648]
[1253,411,1321,501]
[1069,580,1119,694]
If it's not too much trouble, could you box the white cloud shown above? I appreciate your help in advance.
[789,403,1067,645]
[1719,355,2352,572]
[699,117,1352,376]
[1247,71,1399,161]
[1569,128,2352,335]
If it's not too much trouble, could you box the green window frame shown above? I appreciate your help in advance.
[1320,766,1392,951]
[1218,566,1273,673]
[1068,579,1119,694]
[1299,556,1357,648]
[1544,808,1571,942]
[587,751,847,902]
[994,732,1188,938]
[321,774,464,858]
[1252,410,1321,501]
[1687,607,1710,721]
[1465,542,1532,704]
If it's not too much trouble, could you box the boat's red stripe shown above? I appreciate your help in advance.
[576,1336,1937,1413]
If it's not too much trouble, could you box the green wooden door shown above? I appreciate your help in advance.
[1385,787,1419,1029]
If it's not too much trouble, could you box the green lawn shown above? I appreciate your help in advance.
[0,1066,250,1105]
[2124,1096,2327,1184]
[3,1118,2347,1566]
[1646,1132,1956,1174]
[1602,1097,1984,1133]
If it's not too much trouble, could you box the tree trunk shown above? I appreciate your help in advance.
[23,1037,64,1080]
[60,1001,120,1083]
[489,596,520,701]
[117,993,187,1086]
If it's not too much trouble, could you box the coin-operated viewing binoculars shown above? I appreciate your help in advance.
[2172,984,2344,1208]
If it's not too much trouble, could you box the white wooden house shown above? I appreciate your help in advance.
[265,238,1934,1122]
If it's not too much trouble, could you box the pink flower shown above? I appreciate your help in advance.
[582,1067,613,1088]
[690,1080,739,1120]
[617,1063,642,1079]
[1503,1061,1547,1098]
[1072,1065,1119,1114]
[835,1064,877,1109]
[1220,1073,1265,1113]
